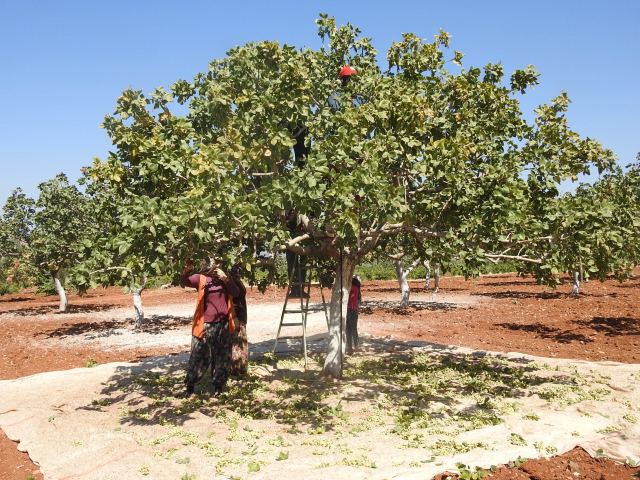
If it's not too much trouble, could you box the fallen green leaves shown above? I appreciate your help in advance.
[276,451,289,461]
[456,462,488,479]
[82,348,636,476]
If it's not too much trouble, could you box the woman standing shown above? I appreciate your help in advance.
[346,275,362,355]
[180,258,239,397]
[229,265,249,376]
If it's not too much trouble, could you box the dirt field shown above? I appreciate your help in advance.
[1,272,639,479]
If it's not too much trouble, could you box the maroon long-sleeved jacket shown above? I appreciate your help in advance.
[180,272,240,323]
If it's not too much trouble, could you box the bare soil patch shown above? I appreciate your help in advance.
[1,272,639,479]
[432,446,638,480]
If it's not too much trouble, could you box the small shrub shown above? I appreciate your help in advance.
[85,357,99,368]
[35,280,58,296]
[146,275,174,289]
[0,282,20,296]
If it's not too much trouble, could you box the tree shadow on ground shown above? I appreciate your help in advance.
[39,315,191,339]
[89,346,548,440]
[610,282,640,288]
[496,322,592,344]
[468,280,533,287]
[364,285,402,293]
[0,295,39,303]
[472,291,568,300]
[497,315,640,342]
[40,320,129,338]
[360,300,459,316]
[573,316,640,337]
[3,302,120,317]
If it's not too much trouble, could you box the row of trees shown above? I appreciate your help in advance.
[2,15,638,377]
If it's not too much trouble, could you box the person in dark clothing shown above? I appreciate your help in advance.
[328,66,360,111]
[292,124,310,168]
[285,65,361,289]
[229,265,249,376]
[180,258,239,397]
[346,275,362,355]
[286,209,308,297]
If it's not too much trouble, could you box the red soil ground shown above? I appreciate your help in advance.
[1,272,639,479]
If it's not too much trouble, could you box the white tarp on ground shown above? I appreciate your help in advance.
[1,336,639,480]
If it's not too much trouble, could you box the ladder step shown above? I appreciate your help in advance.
[280,323,304,327]
[284,307,325,313]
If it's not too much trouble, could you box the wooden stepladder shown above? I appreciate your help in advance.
[273,255,329,368]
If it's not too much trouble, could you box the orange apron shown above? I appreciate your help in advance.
[192,275,236,338]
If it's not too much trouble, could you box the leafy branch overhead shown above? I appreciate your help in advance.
[86,15,617,276]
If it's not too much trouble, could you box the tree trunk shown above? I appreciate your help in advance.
[578,255,584,284]
[132,277,147,328]
[571,270,580,295]
[322,253,357,379]
[392,257,411,308]
[433,263,440,294]
[51,269,68,312]
[424,260,431,289]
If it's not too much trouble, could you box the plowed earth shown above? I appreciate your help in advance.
[1,272,639,480]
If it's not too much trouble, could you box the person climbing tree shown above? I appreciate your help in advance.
[285,65,361,294]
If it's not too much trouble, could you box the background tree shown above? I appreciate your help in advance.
[0,188,34,255]
[86,15,616,378]
[72,176,161,327]
[480,154,640,295]
[375,233,437,307]
[29,174,94,311]
[0,189,35,288]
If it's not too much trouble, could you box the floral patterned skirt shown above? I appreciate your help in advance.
[230,321,248,375]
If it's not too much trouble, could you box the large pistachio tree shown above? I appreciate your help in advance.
[86,15,615,377]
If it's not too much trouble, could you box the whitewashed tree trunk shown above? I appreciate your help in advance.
[424,260,431,289]
[433,263,440,294]
[571,270,580,295]
[132,277,147,329]
[323,254,357,379]
[393,257,411,308]
[391,256,421,308]
[51,269,68,312]
[578,255,584,284]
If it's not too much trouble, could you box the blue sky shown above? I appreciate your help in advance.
[1,0,638,202]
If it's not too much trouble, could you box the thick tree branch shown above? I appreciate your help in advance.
[90,266,131,275]
[484,254,542,264]
[405,258,421,275]
[271,233,319,255]
[499,236,554,247]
